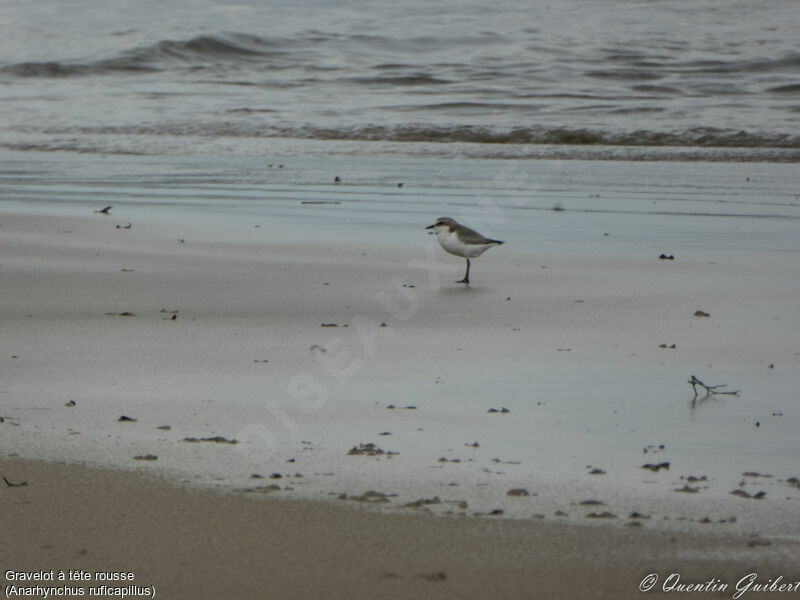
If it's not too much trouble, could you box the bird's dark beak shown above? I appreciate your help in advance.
[425,224,435,230]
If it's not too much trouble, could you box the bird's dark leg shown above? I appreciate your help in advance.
[457,258,471,284]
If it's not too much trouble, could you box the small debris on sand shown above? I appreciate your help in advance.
[507,488,530,497]
[117,416,137,422]
[95,206,112,215]
[183,436,239,444]
[133,454,158,461]
[492,458,520,465]
[642,462,670,472]
[694,310,710,317]
[404,496,442,508]
[658,254,675,260]
[684,475,708,483]
[339,490,391,503]
[730,489,766,499]
[418,572,447,582]
[2,475,28,487]
[675,484,700,493]
[65,400,77,407]
[347,443,397,457]
[587,512,617,519]
[245,484,281,494]
[483,509,504,516]
[487,407,511,414]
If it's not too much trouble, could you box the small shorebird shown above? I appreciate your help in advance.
[425,217,504,284]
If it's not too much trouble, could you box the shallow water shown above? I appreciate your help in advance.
[2,0,799,159]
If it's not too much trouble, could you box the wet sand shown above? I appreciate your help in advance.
[2,203,799,527]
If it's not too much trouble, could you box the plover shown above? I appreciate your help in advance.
[425,217,504,284]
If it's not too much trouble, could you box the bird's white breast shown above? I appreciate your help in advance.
[437,229,492,258]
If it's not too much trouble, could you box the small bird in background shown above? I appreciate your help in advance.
[425,217,504,284]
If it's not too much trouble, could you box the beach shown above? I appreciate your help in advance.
[3,0,800,594]
[2,149,800,597]
[2,457,798,600]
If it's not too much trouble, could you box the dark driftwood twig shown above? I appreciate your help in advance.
[2,474,28,487]
[688,375,739,399]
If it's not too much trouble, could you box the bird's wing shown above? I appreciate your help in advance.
[458,225,500,245]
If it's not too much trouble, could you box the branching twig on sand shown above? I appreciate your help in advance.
[688,375,740,399]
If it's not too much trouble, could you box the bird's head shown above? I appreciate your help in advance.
[425,217,456,234]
